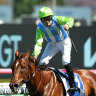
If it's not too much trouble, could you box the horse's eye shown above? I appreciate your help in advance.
[21,66,25,69]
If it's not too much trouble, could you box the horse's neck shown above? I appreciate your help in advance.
[28,68,59,95]
[30,67,41,83]
[30,68,52,85]
[41,70,58,95]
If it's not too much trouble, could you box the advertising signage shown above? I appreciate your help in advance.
[0,24,36,68]
[0,24,96,69]
[0,5,13,23]
[70,27,96,69]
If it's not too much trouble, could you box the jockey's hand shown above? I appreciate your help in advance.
[33,56,37,60]
[64,24,69,31]
[32,56,38,63]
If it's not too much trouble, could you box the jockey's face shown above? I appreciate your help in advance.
[43,20,52,26]
[40,15,52,26]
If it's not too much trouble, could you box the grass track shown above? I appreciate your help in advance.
[0,79,11,83]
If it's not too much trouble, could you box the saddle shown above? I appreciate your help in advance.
[50,67,85,96]
[49,67,67,82]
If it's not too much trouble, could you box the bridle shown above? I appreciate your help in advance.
[17,58,37,83]
[17,57,42,96]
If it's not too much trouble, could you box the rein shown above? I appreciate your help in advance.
[33,71,42,96]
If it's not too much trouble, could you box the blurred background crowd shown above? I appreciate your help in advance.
[0,0,96,26]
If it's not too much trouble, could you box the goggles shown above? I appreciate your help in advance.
[40,15,52,23]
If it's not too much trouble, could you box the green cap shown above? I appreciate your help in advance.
[39,7,53,18]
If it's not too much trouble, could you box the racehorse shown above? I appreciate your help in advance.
[9,50,96,96]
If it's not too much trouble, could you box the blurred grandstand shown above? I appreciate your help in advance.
[0,0,96,26]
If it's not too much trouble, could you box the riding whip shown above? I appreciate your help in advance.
[67,31,78,54]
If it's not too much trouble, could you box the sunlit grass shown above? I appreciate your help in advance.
[0,79,11,83]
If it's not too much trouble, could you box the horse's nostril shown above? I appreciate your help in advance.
[14,84,18,88]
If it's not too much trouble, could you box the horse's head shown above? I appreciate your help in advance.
[9,50,38,93]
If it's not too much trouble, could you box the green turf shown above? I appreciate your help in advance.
[0,79,11,83]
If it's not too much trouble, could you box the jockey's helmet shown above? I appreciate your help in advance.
[39,7,53,18]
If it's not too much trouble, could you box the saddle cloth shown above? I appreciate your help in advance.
[50,67,85,96]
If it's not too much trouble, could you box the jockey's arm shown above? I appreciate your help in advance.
[56,16,74,28]
[32,27,44,57]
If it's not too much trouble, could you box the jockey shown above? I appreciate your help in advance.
[32,7,78,92]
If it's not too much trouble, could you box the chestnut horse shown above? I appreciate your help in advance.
[10,51,96,96]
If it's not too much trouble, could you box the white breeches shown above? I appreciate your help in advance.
[40,37,72,66]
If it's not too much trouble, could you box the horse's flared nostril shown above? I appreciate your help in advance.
[14,84,19,88]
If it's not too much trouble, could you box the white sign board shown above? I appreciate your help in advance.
[0,5,13,23]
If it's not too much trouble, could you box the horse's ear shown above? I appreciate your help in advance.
[15,50,19,57]
[25,50,30,59]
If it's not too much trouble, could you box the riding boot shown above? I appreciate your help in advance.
[64,64,78,92]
